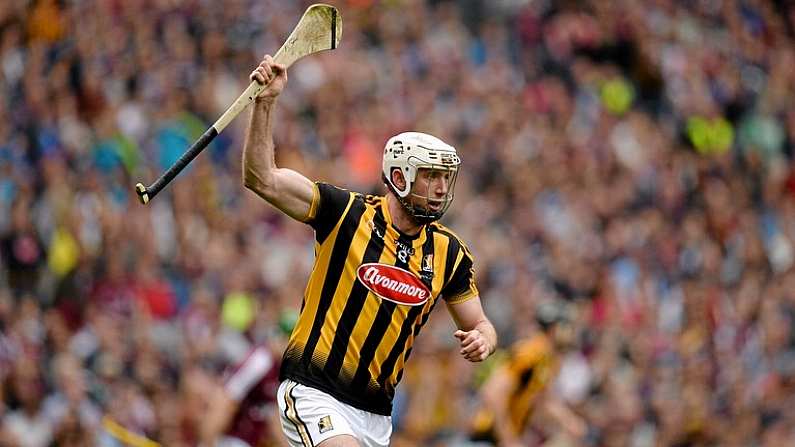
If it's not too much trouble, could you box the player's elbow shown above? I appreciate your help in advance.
[243,166,277,199]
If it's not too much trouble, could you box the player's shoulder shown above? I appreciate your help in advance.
[513,334,553,361]
[363,193,384,207]
[429,222,473,255]
[317,182,354,196]
[318,182,373,201]
[429,222,464,241]
[315,183,369,211]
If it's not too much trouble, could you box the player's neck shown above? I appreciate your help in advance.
[386,193,422,236]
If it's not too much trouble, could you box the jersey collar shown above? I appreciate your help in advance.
[381,195,426,244]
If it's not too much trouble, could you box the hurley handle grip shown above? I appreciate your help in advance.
[135,127,218,204]
[134,4,341,205]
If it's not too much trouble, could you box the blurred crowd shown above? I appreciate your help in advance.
[2,0,795,446]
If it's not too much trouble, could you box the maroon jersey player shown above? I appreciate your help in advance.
[200,345,283,447]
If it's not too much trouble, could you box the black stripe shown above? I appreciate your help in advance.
[288,383,315,447]
[441,231,461,286]
[323,206,388,379]
[396,298,440,383]
[414,296,441,337]
[398,296,441,377]
[393,233,413,270]
[376,226,436,391]
[393,294,438,384]
[396,228,453,379]
[418,226,436,290]
[282,387,295,437]
[349,228,416,392]
[442,254,473,299]
[519,367,535,388]
[375,303,422,394]
[301,196,367,367]
[394,360,406,385]
[283,385,301,445]
[331,8,337,49]
[313,186,352,245]
[436,228,472,257]
[349,301,396,391]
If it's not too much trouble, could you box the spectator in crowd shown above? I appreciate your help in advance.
[2,0,795,445]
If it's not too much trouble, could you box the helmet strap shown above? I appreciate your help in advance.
[382,176,441,225]
[401,197,441,224]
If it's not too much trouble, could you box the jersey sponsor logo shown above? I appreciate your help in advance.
[356,263,431,306]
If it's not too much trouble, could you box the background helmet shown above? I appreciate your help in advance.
[535,300,570,330]
[382,132,461,222]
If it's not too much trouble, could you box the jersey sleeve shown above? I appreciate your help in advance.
[441,247,479,304]
[305,182,353,244]
[224,347,275,402]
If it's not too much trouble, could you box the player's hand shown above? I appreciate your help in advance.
[454,329,491,362]
[250,54,287,101]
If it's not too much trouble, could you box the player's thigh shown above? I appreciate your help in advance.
[277,380,359,447]
[317,435,361,447]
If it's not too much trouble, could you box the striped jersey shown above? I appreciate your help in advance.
[471,334,558,442]
[280,182,479,415]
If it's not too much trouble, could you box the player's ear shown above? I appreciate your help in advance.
[391,168,406,190]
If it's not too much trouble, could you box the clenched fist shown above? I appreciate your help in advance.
[454,329,492,362]
[249,54,288,101]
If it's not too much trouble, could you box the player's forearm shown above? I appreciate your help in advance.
[491,401,519,445]
[243,98,278,196]
[199,391,237,446]
[475,319,498,356]
[544,397,587,438]
[241,98,315,220]
[483,373,520,445]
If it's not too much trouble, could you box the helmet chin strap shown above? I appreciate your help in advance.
[398,195,443,224]
[384,177,444,224]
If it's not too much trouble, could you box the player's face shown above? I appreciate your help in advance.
[410,167,455,213]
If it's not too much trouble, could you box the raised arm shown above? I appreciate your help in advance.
[198,378,237,446]
[243,55,315,222]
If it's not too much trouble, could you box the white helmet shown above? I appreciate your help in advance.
[382,132,461,222]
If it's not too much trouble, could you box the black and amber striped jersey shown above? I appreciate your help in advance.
[279,182,479,415]
[471,333,558,442]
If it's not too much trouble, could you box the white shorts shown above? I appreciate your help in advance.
[277,379,392,447]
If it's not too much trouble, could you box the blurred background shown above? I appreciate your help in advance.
[2,0,795,446]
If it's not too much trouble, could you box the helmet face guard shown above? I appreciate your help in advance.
[382,132,461,223]
[404,162,459,223]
